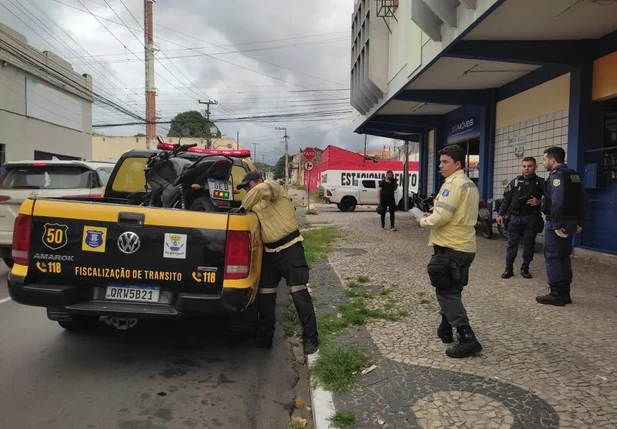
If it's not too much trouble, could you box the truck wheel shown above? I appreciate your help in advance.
[189,196,217,212]
[58,315,99,332]
[228,300,258,333]
[340,197,356,212]
[3,258,14,268]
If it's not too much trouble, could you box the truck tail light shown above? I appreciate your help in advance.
[12,214,32,266]
[326,189,332,197]
[224,231,251,279]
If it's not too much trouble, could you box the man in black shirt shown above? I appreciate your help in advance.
[378,170,398,231]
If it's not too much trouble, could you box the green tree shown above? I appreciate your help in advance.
[167,110,221,138]
[273,155,291,180]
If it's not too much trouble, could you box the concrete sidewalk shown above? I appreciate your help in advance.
[307,204,617,429]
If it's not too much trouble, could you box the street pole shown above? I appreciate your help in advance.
[198,99,218,148]
[364,134,367,158]
[144,0,156,150]
[276,127,288,186]
[307,168,311,212]
[252,142,258,166]
[403,140,410,212]
[237,130,239,149]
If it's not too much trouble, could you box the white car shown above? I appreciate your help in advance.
[0,160,115,267]
[324,178,413,212]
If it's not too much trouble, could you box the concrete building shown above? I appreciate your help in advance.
[91,135,242,160]
[0,23,93,163]
[351,0,617,257]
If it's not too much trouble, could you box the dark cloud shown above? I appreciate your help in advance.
[3,0,390,163]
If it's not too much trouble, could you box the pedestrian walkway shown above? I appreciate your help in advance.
[309,205,617,429]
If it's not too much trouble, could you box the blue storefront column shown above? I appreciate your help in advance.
[418,129,428,195]
[433,122,446,194]
[478,89,497,207]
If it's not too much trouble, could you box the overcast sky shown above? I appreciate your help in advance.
[0,0,393,164]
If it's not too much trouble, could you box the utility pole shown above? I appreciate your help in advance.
[252,142,258,166]
[364,134,367,158]
[144,0,156,150]
[276,127,289,186]
[198,99,218,148]
[237,131,240,149]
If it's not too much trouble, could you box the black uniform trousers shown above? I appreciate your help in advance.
[380,197,396,228]
[544,223,576,288]
[506,213,540,264]
[257,241,318,342]
[428,245,476,328]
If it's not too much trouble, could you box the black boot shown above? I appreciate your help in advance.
[520,261,532,279]
[291,289,319,354]
[501,263,514,279]
[535,284,566,306]
[437,314,453,344]
[255,292,276,349]
[445,326,483,358]
[563,282,572,304]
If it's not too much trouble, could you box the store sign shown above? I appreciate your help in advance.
[447,116,480,144]
[508,133,528,158]
[321,169,419,192]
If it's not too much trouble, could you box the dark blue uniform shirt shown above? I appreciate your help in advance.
[544,164,586,231]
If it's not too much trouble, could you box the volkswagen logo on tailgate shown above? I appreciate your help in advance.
[117,231,141,254]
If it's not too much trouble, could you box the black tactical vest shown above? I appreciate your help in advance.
[542,168,583,217]
[510,175,544,214]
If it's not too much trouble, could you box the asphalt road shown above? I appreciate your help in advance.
[0,265,299,429]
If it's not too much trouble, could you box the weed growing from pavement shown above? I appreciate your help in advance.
[356,275,370,283]
[311,347,373,392]
[283,304,302,338]
[305,207,318,215]
[302,227,345,267]
[328,411,357,428]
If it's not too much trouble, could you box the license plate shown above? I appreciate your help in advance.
[105,285,160,303]
[208,179,232,200]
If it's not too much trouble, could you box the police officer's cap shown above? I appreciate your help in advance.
[237,171,263,190]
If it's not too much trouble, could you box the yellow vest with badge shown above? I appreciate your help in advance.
[420,170,479,253]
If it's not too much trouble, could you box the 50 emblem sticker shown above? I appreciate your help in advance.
[42,223,69,250]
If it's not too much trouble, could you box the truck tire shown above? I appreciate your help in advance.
[340,197,356,212]
[228,300,258,333]
[58,315,99,332]
[188,196,218,212]
[3,257,14,269]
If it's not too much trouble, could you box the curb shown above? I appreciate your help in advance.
[307,352,335,429]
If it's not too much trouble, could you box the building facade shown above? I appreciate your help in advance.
[352,0,617,256]
[92,135,242,160]
[0,23,93,164]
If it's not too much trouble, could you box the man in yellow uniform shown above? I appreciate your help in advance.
[416,144,483,359]
[237,171,319,355]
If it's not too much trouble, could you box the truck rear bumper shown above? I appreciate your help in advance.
[8,272,254,319]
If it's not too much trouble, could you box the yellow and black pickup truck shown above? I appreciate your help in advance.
[7,148,263,332]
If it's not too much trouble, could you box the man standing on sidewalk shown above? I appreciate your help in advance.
[416,144,483,359]
[378,170,398,231]
[497,157,545,279]
[237,171,319,354]
[536,146,586,306]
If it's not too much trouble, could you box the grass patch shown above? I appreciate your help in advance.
[343,289,372,299]
[347,280,359,289]
[356,275,370,283]
[304,207,318,215]
[302,227,344,267]
[329,411,357,428]
[398,310,409,317]
[379,288,392,296]
[311,346,373,391]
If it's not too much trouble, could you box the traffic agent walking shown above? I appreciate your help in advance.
[378,170,398,231]
[237,171,319,354]
[497,157,545,279]
[536,147,586,306]
[416,144,483,359]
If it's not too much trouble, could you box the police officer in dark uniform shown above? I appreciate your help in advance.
[536,147,586,306]
[497,157,545,279]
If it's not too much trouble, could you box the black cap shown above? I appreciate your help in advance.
[237,171,263,190]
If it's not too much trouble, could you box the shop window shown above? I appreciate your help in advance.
[580,108,617,255]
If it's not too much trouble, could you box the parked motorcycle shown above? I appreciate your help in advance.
[492,198,510,238]
[475,199,493,239]
[401,191,435,212]
[128,132,234,212]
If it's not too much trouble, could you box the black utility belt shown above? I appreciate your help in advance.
[265,229,301,250]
